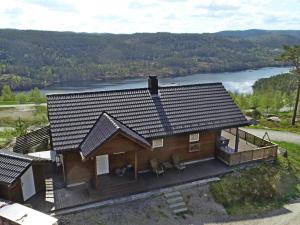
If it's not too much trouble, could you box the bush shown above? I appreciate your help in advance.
[211,165,281,208]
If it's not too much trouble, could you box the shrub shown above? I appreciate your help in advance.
[210,163,288,214]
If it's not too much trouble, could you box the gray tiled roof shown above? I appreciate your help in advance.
[80,113,150,157]
[0,150,32,185]
[47,82,249,152]
[14,126,49,153]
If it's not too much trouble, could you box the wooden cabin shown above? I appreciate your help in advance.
[47,76,250,188]
[0,150,46,202]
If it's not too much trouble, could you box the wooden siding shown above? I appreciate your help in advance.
[218,145,277,166]
[62,131,219,186]
[0,180,23,203]
[109,152,135,173]
[63,151,95,185]
[138,131,218,170]
[32,164,46,193]
[90,133,142,156]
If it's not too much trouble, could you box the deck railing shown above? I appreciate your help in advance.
[217,129,278,166]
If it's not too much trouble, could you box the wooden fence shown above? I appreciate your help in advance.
[218,129,278,166]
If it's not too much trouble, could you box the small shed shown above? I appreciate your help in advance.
[0,150,47,202]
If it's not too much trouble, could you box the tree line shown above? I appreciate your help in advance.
[1,29,299,90]
[1,85,46,104]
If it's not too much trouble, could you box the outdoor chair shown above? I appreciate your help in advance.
[171,154,186,172]
[150,158,165,177]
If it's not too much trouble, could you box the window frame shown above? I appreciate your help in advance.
[152,138,164,148]
[189,133,199,142]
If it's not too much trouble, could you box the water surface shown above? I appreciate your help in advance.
[42,67,290,95]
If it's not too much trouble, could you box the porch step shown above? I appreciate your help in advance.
[173,207,188,214]
[164,190,188,215]
[164,191,181,198]
[166,196,183,204]
[169,202,185,208]
[45,178,54,203]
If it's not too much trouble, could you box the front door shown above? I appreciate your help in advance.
[21,166,36,201]
[96,154,109,175]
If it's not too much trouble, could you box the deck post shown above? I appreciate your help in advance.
[134,150,138,179]
[235,127,239,152]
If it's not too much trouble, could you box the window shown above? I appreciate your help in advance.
[189,133,199,142]
[189,142,201,152]
[152,138,163,148]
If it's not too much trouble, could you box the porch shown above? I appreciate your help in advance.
[52,159,231,211]
[217,128,278,166]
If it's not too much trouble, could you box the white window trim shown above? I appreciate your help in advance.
[189,133,199,142]
[152,138,164,148]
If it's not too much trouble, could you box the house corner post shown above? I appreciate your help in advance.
[134,150,138,180]
[235,127,239,152]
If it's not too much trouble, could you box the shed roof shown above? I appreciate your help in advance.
[0,150,32,185]
[0,199,58,225]
[47,82,249,152]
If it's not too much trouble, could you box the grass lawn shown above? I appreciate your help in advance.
[246,114,300,134]
[210,141,300,216]
[249,119,300,134]
[0,101,40,105]
[0,101,19,105]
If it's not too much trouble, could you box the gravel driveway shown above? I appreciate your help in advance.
[58,184,300,225]
[242,128,300,145]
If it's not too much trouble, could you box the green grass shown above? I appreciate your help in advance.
[247,117,300,134]
[0,101,41,105]
[0,101,18,105]
[276,142,300,182]
[210,142,300,216]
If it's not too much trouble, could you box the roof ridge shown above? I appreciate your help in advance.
[103,113,120,129]
[47,82,224,98]
[0,150,32,162]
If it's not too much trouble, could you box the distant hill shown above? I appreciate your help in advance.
[0,29,299,90]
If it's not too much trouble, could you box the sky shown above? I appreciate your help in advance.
[0,0,300,34]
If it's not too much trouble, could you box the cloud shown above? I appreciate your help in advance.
[128,1,158,9]
[165,13,177,20]
[0,0,299,33]
[21,0,77,12]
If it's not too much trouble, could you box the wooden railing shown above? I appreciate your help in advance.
[217,129,278,166]
[224,128,274,147]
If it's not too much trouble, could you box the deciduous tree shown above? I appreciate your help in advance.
[277,45,300,125]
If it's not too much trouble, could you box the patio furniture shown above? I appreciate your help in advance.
[171,154,186,172]
[150,158,165,177]
[162,161,173,170]
[115,166,126,176]
[219,136,229,147]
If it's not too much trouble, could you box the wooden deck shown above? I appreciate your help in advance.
[218,129,278,166]
[53,159,231,210]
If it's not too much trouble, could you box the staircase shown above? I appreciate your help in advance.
[45,178,54,203]
[164,190,188,215]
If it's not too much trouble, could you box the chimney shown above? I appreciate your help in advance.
[148,76,158,95]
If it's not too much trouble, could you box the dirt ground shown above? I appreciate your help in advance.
[58,185,226,225]
[0,106,35,119]
[58,184,300,225]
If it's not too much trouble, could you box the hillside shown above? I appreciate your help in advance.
[253,73,297,94]
[0,29,299,90]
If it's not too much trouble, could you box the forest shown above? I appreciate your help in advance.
[1,29,300,90]
[231,72,300,133]
[232,73,296,114]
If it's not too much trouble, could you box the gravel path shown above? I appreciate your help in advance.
[58,185,300,225]
[242,128,300,145]
[218,200,300,225]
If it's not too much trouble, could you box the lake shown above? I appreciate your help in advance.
[42,67,290,95]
